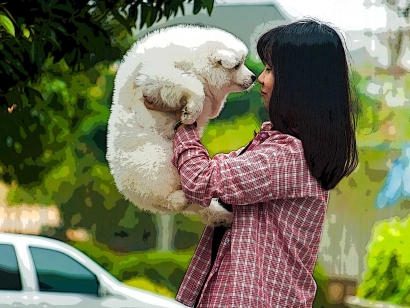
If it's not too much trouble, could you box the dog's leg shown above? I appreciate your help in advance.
[136,66,205,124]
[179,94,204,124]
[165,190,190,212]
[181,202,201,215]
[198,199,234,227]
[176,197,233,227]
[162,192,234,227]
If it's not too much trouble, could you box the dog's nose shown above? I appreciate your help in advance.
[251,75,256,82]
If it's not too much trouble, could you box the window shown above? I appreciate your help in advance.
[0,244,22,291]
[29,247,99,296]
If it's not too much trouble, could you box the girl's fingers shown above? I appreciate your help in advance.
[143,98,174,112]
[143,98,183,120]
[175,109,183,121]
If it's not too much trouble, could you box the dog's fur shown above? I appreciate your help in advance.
[106,25,255,226]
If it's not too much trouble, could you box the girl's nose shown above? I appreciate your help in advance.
[258,73,264,84]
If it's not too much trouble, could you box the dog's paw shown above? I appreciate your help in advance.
[180,106,200,124]
[166,190,189,212]
[181,202,200,215]
[198,199,233,227]
[180,97,203,124]
[142,91,160,106]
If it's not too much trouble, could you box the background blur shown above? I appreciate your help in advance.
[1,0,410,307]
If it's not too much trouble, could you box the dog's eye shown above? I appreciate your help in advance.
[234,63,241,70]
[217,60,222,65]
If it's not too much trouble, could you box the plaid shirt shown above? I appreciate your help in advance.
[171,122,329,308]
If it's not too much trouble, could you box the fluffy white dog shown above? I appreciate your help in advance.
[106,25,255,226]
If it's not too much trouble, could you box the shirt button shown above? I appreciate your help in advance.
[261,133,268,139]
[225,238,230,244]
[215,267,219,272]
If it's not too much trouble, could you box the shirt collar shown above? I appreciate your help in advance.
[260,122,273,131]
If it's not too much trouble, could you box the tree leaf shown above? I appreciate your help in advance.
[33,40,46,69]
[149,6,158,26]
[0,11,15,37]
[140,3,160,28]
[53,3,74,14]
[0,0,215,109]
[0,49,28,76]
[0,59,14,75]
[192,0,213,15]
[140,3,148,28]
[29,40,36,63]
[49,21,67,35]
[193,0,201,14]
[23,28,30,38]
[47,29,61,49]
[204,0,214,15]
[64,48,77,66]
[1,46,24,64]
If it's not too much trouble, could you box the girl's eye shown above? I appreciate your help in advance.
[265,67,272,72]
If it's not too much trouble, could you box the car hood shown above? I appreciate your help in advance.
[103,280,187,308]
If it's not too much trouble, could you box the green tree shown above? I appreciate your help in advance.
[1,59,160,250]
[0,0,214,109]
[356,215,410,306]
[0,0,215,251]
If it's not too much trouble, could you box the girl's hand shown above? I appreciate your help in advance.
[143,97,182,121]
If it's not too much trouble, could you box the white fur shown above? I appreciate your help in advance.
[107,25,255,227]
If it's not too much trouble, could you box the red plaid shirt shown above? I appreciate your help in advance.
[171,122,329,308]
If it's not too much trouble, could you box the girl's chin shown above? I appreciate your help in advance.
[263,101,269,110]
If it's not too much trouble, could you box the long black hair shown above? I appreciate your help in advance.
[257,18,359,190]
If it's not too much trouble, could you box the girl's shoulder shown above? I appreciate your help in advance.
[258,122,303,153]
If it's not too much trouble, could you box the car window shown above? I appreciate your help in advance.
[0,243,22,291]
[29,246,99,296]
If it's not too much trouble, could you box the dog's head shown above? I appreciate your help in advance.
[187,34,256,119]
[199,44,256,95]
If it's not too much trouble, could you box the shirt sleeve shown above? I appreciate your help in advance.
[211,145,247,161]
[171,125,317,207]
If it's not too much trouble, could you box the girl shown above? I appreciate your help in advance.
[145,18,358,308]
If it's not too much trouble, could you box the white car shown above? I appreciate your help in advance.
[0,232,187,308]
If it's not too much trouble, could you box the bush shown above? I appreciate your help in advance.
[70,238,193,293]
[356,215,410,306]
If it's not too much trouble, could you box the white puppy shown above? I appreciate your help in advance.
[107,25,255,226]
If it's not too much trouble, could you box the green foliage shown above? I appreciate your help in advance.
[71,237,194,293]
[0,60,158,251]
[0,0,215,108]
[193,0,214,15]
[351,70,382,135]
[0,11,15,37]
[172,214,205,250]
[124,276,175,298]
[312,264,329,308]
[356,215,410,306]
[1,60,114,197]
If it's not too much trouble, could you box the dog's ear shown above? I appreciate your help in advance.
[211,50,237,69]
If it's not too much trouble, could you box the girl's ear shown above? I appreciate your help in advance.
[211,50,237,69]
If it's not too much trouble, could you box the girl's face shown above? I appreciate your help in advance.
[258,64,274,109]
